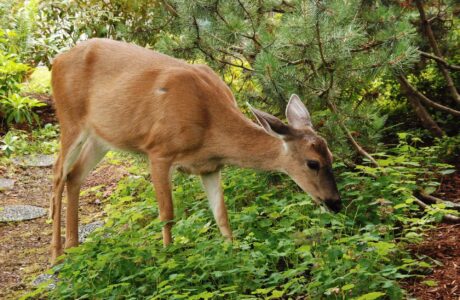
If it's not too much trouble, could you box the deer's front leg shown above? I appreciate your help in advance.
[201,170,232,240]
[150,158,174,246]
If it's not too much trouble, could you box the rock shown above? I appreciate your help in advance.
[79,221,104,243]
[12,154,55,167]
[0,205,47,222]
[32,273,57,290]
[0,178,15,191]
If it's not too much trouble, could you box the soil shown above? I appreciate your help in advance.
[0,159,128,299]
[402,165,460,300]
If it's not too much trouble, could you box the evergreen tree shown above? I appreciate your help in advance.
[35,0,459,162]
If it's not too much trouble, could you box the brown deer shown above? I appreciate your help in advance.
[50,38,341,263]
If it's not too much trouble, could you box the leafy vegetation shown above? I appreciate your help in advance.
[25,137,454,299]
[0,123,58,158]
[0,0,459,299]
[0,14,45,129]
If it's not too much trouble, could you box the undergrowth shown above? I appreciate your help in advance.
[24,136,457,300]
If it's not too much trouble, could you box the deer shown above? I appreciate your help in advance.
[50,38,341,263]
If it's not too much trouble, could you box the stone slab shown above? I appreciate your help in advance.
[79,221,104,243]
[32,273,56,290]
[0,178,15,191]
[0,205,47,222]
[12,154,55,167]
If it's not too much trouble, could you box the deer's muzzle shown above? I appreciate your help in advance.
[324,198,342,213]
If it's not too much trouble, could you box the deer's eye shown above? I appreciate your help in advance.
[307,160,320,171]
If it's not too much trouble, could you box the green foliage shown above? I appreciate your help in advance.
[0,45,30,96]
[34,0,172,66]
[0,123,59,158]
[27,137,456,300]
[0,93,45,125]
[20,66,51,94]
[0,46,42,127]
[0,0,39,64]
[0,7,45,127]
[435,134,460,162]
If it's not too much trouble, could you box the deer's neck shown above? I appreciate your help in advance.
[220,118,285,172]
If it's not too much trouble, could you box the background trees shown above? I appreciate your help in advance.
[30,0,459,163]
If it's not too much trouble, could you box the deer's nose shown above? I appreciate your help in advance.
[324,198,342,213]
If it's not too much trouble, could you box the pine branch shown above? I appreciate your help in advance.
[419,51,460,71]
[236,0,262,50]
[327,99,381,168]
[415,0,460,105]
[161,0,178,17]
[313,13,380,168]
[397,75,460,117]
[192,17,254,72]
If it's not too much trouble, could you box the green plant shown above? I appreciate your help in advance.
[21,66,51,94]
[27,135,455,300]
[0,131,19,156]
[0,123,59,157]
[0,93,45,125]
[0,48,30,96]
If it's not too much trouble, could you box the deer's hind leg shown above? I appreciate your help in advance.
[51,130,88,263]
[64,136,108,249]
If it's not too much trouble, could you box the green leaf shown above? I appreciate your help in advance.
[342,283,355,291]
[355,292,386,300]
[439,169,455,175]
[422,280,437,287]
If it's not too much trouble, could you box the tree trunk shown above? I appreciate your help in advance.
[415,0,460,105]
[398,75,460,117]
[397,75,444,137]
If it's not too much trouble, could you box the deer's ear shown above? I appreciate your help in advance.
[248,105,291,137]
[286,94,312,129]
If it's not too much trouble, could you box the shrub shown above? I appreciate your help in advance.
[28,138,457,300]
[0,93,44,125]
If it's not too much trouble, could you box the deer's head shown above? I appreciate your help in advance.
[250,94,342,213]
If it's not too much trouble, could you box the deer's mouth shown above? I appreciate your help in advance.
[324,198,342,213]
[312,196,342,213]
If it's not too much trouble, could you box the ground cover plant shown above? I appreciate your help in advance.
[26,135,456,299]
[0,0,459,299]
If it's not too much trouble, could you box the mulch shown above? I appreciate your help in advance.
[403,165,460,300]
[403,224,460,299]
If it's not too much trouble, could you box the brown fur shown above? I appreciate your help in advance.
[49,39,340,263]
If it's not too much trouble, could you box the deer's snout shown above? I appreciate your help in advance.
[324,198,342,213]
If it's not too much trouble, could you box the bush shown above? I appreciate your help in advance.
[0,93,44,125]
[28,137,457,300]
[0,123,59,158]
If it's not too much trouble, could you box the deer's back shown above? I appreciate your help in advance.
[51,39,239,155]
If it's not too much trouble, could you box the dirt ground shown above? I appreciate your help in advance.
[402,166,460,300]
[0,159,127,299]
[403,224,460,299]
